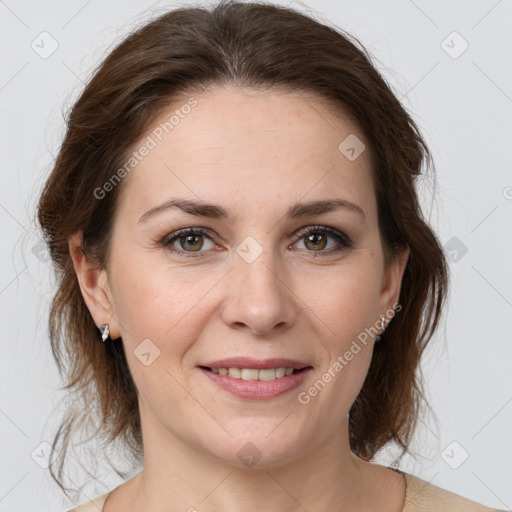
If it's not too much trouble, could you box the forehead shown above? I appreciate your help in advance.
[115,86,376,225]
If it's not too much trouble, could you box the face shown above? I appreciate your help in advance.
[72,86,409,468]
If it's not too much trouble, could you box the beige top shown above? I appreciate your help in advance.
[68,470,507,511]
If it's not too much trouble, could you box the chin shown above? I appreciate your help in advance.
[201,428,309,470]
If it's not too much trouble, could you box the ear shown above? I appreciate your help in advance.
[378,244,410,320]
[68,231,121,340]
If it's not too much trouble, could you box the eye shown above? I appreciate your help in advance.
[292,225,353,257]
[162,227,217,258]
[160,225,352,259]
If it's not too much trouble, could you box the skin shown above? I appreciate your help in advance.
[69,85,410,512]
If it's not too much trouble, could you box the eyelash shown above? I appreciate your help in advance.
[160,225,353,259]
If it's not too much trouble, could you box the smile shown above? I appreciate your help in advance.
[199,365,312,399]
[203,366,303,380]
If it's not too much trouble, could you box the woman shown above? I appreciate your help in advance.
[36,1,505,511]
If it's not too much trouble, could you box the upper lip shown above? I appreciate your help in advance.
[200,357,312,370]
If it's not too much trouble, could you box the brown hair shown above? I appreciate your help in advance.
[36,0,448,497]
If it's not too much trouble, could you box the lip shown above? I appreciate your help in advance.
[199,366,313,400]
[200,357,311,370]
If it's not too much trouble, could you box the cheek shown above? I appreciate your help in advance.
[110,254,223,356]
[292,261,380,404]
[111,264,215,413]
[299,293,376,434]
[294,258,382,339]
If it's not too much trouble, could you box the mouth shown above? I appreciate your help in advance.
[199,365,310,381]
[199,357,312,380]
[198,357,313,398]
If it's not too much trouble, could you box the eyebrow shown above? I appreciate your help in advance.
[137,197,366,224]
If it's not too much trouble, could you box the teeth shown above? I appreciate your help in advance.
[241,368,259,381]
[258,369,276,381]
[228,367,241,378]
[210,367,298,380]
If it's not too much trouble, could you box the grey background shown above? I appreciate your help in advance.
[0,0,511,510]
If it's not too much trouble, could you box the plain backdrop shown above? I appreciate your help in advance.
[0,0,511,510]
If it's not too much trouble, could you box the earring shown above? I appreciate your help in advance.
[100,324,110,343]
[375,315,386,342]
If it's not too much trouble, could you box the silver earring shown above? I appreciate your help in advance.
[100,324,110,343]
[375,315,386,342]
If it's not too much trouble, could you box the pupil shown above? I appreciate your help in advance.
[307,233,326,250]
[183,234,202,250]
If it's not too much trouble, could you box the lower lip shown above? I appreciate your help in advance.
[199,367,312,399]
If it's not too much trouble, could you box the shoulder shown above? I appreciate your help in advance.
[402,471,507,511]
[67,490,111,512]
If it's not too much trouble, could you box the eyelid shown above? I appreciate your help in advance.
[292,224,353,247]
[164,226,217,241]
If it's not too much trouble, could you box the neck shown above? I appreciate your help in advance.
[125,407,375,512]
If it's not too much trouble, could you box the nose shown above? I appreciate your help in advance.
[220,243,297,337]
